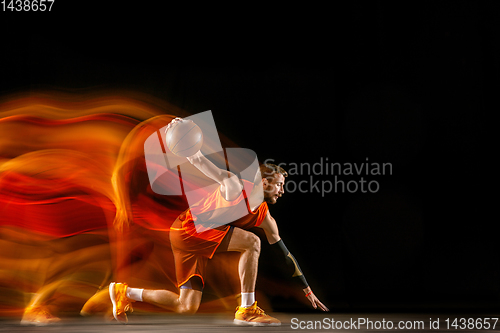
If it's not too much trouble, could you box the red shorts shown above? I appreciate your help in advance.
[169,212,232,288]
[168,182,268,289]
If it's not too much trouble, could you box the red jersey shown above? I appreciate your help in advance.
[169,179,267,287]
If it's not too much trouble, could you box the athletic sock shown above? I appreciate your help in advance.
[126,287,144,302]
[240,292,255,308]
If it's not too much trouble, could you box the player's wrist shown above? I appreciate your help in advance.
[186,150,203,162]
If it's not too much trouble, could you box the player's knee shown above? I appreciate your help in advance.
[177,301,200,314]
[246,232,261,254]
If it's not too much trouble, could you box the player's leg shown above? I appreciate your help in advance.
[108,279,203,323]
[224,227,280,326]
[225,227,260,297]
[142,285,202,314]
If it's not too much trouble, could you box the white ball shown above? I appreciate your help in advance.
[166,120,203,157]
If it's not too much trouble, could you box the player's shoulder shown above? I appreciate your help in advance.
[260,209,277,225]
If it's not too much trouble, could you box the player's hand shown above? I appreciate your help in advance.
[165,117,184,134]
[303,286,329,311]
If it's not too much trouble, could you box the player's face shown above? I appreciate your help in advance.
[262,173,285,204]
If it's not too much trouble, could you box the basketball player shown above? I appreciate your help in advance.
[83,118,328,326]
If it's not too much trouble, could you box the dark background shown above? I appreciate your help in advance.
[1,1,498,312]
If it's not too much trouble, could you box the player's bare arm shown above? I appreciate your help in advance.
[258,212,329,312]
[166,117,243,201]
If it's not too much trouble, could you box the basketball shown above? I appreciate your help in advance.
[165,119,204,157]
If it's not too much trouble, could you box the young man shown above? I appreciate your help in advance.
[84,118,328,325]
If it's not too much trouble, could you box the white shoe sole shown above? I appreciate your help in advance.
[20,320,49,326]
[109,282,119,322]
[234,319,281,326]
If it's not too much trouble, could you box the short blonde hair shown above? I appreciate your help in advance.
[259,163,288,180]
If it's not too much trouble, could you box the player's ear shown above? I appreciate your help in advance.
[262,177,268,187]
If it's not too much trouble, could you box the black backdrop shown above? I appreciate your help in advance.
[1,1,498,312]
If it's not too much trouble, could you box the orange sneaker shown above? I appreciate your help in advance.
[234,301,280,326]
[109,282,133,324]
[20,306,61,326]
